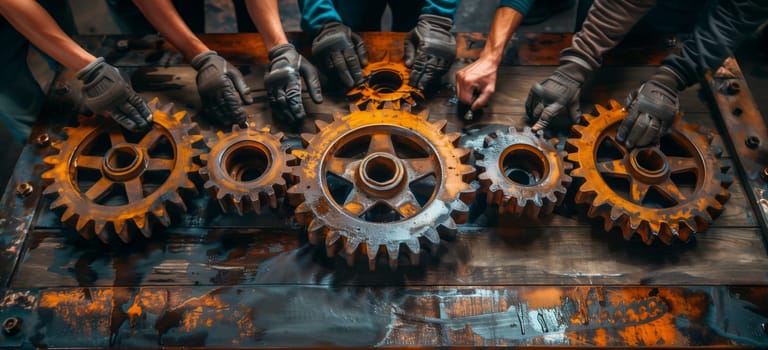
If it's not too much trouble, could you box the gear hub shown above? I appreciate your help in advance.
[476,126,572,217]
[199,124,294,215]
[42,98,202,243]
[347,60,423,110]
[567,100,732,244]
[289,106,475,269]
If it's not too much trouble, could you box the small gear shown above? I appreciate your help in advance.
[199,124,294,215]
[41,98,202,242]
[289,105,475,269]
[567,100,732,244]
[347,59,423,109]
[476,126,572,217]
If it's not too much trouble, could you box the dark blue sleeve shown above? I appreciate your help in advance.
[498,0,534,15]
[663,0,768,88]
[297,0,344,34]
[421,0,460,20]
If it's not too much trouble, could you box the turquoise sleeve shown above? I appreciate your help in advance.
[498,0,534,16]
[297,0,344,34]
[421,0,460,20]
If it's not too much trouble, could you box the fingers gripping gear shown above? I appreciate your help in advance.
[41,98,203,243]
[567,100,732,244]
[476,127,572,217]
[288,106,476,270]
[199,124,295,215]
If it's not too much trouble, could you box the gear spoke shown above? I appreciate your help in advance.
[146,157,174,171]
[326,156,358,183]
[668,156,698,174]
[404,157,435,183]
[393,191,422,218]
[84,177,113,201]
[596,159,630,178]
[108,127,127,146]
[629,179,650,203]
[656,179,687,204]
[124,178,145,204]
[605,135,628,156]
[368,132,396,155]
[139,130,163,148]
[74,155,104,170]
[342,190,375,217]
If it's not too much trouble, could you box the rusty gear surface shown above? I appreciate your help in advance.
[476,126,572,217]
[289,106,475,269]
[347,60,423,109]
[42,98,202,242]
[199,124,294,215]
[567,100,731,244]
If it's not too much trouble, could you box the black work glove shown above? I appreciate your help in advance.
[312,21,368,90]
[266,44,323,126]
[404,14,456,91]
[191,50,252,126]
[616,67,682,148]
[525,61,591,132]
[77,57,151,132]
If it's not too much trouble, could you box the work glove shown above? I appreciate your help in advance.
[191,50,252,126]
[77,57,152,132]
[404,14,456,91]
[616,67,681,149]
[526,61,590,131]
[312,22,368,90]
[265,43,323,126]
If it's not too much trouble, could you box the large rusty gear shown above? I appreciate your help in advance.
[347,59,423,110]
[567,100,732,244]
[199,124,295,215]
[476,126,572,217]
[41,98,202,243]
[289,106,475,269]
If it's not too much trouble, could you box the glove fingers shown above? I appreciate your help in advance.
[342,47,364,87]
[286,87,306,123]
[329,51,354,89]
[635,116,661,147]
[351,33,368,67]
[228,68,253,104]
[623,113,652,149]
[117,102,142,132]
[129,95,153,125]
[568,95,582,124]
[539,102,564,125]
[616,109,640,144]
[299,61,324,104]
[404,39,416,68]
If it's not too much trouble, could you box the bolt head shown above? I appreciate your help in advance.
[15,183,32,197]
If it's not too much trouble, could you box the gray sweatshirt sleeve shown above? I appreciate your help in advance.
[662,0,768,89]
[561,0,658,70]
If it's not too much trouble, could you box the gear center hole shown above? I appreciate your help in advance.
[225,143,271,182]
[366,157,397,184]
[106,145,140,172]
[634,149,666,174]
[368,69,403,93]
[501,146,549,186]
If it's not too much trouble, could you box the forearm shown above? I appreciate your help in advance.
[562,0,657,70]
[479,6,523,65]
[132,0,208,60]
[662,0,768,89]
[245,0,288,50]
[0,0,94,71]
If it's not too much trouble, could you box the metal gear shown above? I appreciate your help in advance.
[476,126,572,217]
[567,100,732,244]
[199,124,295,215]
[347,60,423,109]
[289,105,475,269]
[41,98,203,243]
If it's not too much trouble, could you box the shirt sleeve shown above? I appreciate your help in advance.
[497,0,534,16]
[662,0,768,88]
[297,0,344,34]
[421,0,460,21]
[561,0,658,70]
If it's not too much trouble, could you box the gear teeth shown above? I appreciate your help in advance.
[133,215,151,238]
[300,133,315,146]
[307,226,325,245]
[423,227,440,244]
[382,101,395,110]
[153,207,171,227]
[594,104,609,115]
[366,245,379,270]
[418,110,429,120]
[75,216,91,233]
[315,120,330,130]
[432,119,447,131]
[608,99,623,110]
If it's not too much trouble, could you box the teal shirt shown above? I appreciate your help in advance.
[499,0,533,16]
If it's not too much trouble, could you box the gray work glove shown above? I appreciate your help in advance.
[526,61,591,131]
[191,50,252,126]
[266,44,323,127]
[616,67,682,148]
[77,57,152,132]
[312,22,368,90]
[404,14,456,91]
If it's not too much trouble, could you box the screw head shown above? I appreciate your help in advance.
[36,133,50,147]
[15,183,32,197]
[726,81,741,95]
[2,317,21,335]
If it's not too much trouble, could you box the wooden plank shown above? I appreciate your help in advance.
[12,224,768,289]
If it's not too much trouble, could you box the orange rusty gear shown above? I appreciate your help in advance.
[199,124,295,215]
[347,59,423,109]
[476,126,572,217]
[288,105,475,269]
[41,98,203,243]
[567,100,732,244]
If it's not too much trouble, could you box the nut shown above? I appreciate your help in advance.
[15,183,32,197]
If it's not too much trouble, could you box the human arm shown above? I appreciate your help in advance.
[455,3,527,110]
